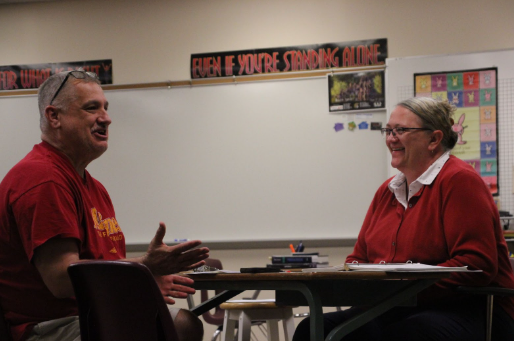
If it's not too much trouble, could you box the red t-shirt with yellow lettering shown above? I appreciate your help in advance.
[0,141,126,341]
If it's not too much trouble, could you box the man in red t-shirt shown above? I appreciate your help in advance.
[0,70,209,341]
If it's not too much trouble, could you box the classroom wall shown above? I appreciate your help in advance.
[1,0,513,85]
[2,2,514,339]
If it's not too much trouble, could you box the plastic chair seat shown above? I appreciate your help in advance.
[220,301,295,341]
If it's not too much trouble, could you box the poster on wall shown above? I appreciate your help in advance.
[328,69,385,113]
[414,67,498,195]
[191,38,387,78]
[0,59,113,91]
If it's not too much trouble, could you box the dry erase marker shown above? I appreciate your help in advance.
[289,244,295,253]
[174,239,189,242]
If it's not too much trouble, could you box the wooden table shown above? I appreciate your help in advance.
[187,271,450,341]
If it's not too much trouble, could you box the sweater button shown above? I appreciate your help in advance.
[392,242,396,246]
[408,204,412,208]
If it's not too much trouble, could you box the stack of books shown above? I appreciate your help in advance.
[266,252,329,269]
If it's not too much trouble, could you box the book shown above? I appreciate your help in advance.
[271,255,329,264]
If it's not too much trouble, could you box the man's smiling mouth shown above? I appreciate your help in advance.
[92,128,107,137]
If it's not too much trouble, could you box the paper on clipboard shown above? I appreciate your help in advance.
[346,263,469,272]
[302,263,471,273]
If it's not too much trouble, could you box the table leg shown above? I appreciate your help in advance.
[190,290,243,316]
[279,282,324,341]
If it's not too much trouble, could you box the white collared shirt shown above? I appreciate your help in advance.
[388,151,451,209]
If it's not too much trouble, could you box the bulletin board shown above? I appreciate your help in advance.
[414,67,499,195]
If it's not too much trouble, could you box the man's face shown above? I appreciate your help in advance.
[58,81,111,166]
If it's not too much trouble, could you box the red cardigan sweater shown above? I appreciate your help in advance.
[347,155,514,320]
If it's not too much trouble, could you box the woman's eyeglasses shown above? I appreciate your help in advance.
[49,70,99,105]
[381,127,432,137]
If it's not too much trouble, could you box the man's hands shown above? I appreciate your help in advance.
[142,222,209,276]
[34,222,208,301]
[155,274,196,305]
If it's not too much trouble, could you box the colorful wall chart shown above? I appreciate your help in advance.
[414,67,498,195]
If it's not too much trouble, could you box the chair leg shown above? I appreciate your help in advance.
[486,295,493,341]
[212,328,222,341]
[238,312,252,341]
[222,310,236,341]
[266,320,279,341]
[282,309,295,341]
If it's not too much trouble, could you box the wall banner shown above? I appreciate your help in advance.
[0,59,113,91]
[191,38,387,79]
[414,67,499,195]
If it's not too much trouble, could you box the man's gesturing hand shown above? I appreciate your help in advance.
[142,222,209,276]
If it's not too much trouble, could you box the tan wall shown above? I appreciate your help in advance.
[2,0,514,339]
[1,0,513,84]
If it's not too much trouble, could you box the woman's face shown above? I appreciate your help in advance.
[386,106,433,178]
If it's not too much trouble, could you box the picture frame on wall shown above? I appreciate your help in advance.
[328,69,385,113]
[414,67,499,195]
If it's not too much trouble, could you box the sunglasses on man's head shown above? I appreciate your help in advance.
[49,70,99,105]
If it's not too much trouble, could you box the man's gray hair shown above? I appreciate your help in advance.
[37,70,100,131]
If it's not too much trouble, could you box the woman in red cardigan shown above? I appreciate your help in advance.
[294,97,514,341]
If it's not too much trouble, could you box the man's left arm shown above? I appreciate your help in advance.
[33,237,81,298]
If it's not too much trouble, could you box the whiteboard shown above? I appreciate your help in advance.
[0,77,388,244]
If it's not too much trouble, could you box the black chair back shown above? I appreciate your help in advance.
[68,260,179,341]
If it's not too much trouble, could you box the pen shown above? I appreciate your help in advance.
[289,244,295,253]
[295,241,304,252]
[174,239,189,242]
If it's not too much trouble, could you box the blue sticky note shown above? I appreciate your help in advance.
[358,121,369,130]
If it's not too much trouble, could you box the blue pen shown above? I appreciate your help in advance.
[174,239,189,242]
[295,241,304,252]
